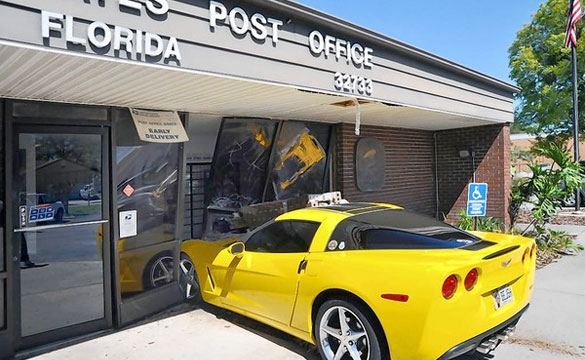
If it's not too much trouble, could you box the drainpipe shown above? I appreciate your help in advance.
[434,132,440,219]
[353,98,361,136]
[471,150,478,231]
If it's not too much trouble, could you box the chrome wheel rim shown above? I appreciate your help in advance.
[150,256,174,287]
[319,306,370,360]
[179,257,199,299]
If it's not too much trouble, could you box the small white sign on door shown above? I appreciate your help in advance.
[119,210,137,238]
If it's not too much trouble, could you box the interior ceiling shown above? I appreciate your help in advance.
[0,43,496,131]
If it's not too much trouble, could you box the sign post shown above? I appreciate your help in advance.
[564,0,583,211]
[467,183,488,230]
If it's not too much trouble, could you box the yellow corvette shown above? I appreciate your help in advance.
[181,203,536,360]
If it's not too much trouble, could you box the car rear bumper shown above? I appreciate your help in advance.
[437,304,529,360]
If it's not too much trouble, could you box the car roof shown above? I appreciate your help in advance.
[320,202,403,214]
[276,202,404,223]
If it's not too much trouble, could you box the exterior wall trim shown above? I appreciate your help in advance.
[260,0,520,93]
[0,0,515,124]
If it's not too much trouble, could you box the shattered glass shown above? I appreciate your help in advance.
[208,118,277,210]
[269,122,331,200]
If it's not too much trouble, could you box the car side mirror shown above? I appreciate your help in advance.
[228,242,245,257]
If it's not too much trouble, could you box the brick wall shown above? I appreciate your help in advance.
[335,122,511,225]
[435,124,511,225]
[335,123,437,216]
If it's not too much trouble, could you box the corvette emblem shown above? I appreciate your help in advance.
[501,259,512,267]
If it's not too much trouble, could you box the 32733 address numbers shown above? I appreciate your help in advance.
[334,72,373,96]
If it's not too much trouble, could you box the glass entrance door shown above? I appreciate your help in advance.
[11,125,112,349]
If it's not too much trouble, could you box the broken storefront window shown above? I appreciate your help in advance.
[204,119,332,237]
[268,122,331,201]
[207,118,277,210]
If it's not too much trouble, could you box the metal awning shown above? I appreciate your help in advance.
[0,42,498,131]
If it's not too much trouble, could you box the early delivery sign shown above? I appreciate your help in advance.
[130,109,189,143]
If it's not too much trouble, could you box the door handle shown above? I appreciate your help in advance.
[297,259,308,274]
[14,219,109,233]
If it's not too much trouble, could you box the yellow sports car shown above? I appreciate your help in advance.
[181,203,536,360]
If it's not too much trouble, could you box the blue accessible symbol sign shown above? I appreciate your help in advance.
[467,183,488,217]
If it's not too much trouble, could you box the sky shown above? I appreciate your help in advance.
[299,0,545,84]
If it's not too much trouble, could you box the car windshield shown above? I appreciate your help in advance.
[329,209,481,250]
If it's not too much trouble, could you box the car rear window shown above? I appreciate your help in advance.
[327,209,481,251]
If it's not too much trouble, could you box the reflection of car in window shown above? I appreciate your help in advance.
[116,144,179,239]
[561,160,585,207]
[79,184,100,200]
[113,140,180,298]
[24,193,65,223]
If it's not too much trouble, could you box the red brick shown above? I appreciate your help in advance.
[335,123,511,225]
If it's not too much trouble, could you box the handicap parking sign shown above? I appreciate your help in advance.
[467,183,488,217]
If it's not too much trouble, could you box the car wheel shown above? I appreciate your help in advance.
[144,252,175,289]
[563,193,585,207]
[315,299,386,360]
[54,209,64,223]
[178,253,201,303]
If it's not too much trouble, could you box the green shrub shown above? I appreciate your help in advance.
[457,210,503,232]
[510,139,582,230]
[520,228,585,265]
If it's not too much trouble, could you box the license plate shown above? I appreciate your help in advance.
[493,285,514,310]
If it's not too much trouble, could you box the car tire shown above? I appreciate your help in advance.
[54,209,64,223]
[315,298,387,360]
[179,252,202,304]
[143,251,174,290]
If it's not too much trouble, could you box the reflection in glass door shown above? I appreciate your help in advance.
[12,127,111,347]
[0,106,5,338]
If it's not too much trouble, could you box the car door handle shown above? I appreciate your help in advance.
[297,259,308,274]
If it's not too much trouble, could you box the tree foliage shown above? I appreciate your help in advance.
[509,0,585,134]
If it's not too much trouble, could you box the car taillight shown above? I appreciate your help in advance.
[530,244,536,258]
[522,249,528,263]
[442,275,458,299]
[464,269,479,291]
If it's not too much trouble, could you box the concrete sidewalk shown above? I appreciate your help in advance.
[33,306,313,360]
[490,224,585,359]
[33,224,585,360]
